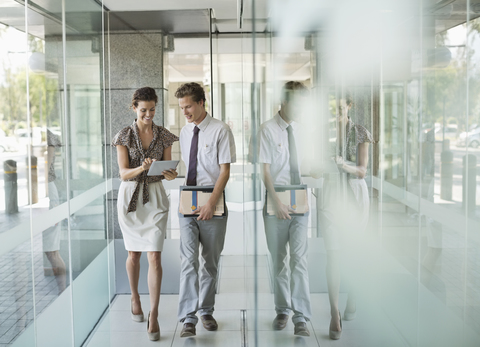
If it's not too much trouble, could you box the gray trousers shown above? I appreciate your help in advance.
[264,214,311,324]
[178,216,227,325]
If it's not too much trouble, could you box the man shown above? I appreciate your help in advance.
[258,81,312,336]
[176,82,236,337]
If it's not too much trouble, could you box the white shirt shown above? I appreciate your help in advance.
[180,113,236,186]
[258,113,304,185]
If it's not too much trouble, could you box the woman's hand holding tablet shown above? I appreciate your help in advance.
[147,160,180,176]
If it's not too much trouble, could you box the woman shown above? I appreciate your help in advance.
[321,94,373,340]
[112,87,178,341]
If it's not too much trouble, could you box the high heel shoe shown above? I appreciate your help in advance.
[329,312,342,340]
[131,300,144,322]
[344,303,356,321]
[147,312,160,341]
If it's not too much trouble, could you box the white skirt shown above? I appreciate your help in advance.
[117,181,169,252]
[321,178,370,251]
[42,182,61,252]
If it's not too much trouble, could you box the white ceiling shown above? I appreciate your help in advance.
[102,0,269,32]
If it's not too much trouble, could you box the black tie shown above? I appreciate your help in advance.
[187,126,200,186]
[287,125,300,184]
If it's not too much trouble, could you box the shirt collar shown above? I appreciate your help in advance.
[193,112,212,132]
[274,112,295,131]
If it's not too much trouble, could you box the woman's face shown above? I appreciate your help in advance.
[134,100,156,126]
[336,98,351,123]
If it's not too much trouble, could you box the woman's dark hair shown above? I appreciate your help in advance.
[336,90,354,106]
[131,87,158,108]
[174,82,206,105]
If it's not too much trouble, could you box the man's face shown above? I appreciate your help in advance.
[178,95,205,125]
[283,94,308,122]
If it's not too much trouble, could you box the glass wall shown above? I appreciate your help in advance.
[0,0,113,346]
[248,0,480,345]
[1,0,480,346]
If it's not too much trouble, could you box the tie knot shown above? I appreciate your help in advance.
[193,126,200,134]
[286,125,293,133]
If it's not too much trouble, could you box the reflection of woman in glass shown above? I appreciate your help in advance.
[320,94,373,340]
[112,87,178,341]
[42,129,66,293]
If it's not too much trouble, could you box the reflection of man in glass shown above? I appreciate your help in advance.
[42,129,66,293]
[259,81,311,336]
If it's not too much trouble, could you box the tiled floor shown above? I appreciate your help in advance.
[84,255,411,347]
[0,234,65,346]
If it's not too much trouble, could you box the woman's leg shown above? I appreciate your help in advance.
[126,251,142,315]
[45,251,66,292]
[147,251,162,333]
[326,250,341,332]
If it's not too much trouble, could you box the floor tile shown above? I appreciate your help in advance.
[219,277,271,293]
[171,330,241,347]
[96,309,178,333]
[313,327,408,347]
[249,326,319,347]
[214,293,247,310]
[86,330,176,347]
[221,266,269,279]
[110,294,179,314]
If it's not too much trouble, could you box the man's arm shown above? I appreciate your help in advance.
[261,163,292,220]
[197,163,230,221]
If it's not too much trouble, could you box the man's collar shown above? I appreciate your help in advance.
[191,113,212,132]
[274,112,294,131]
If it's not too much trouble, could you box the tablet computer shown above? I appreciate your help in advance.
[147,160,179,176]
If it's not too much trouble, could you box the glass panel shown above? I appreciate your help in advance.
[162,10,211,240]
[63,0,109,345]
[0,2,49,345]
[260,0,480,346]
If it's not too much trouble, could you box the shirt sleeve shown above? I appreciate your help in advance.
[47,130,62,147]
[258,127,272,164]
[111,127,131,147]
[217,125,236,164]
[160,127,179,149]
[356,125,374,144]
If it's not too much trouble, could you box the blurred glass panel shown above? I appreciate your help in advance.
[261,0,480,346]
[0,2,34,345]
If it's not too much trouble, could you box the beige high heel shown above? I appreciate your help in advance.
[147,312,160,341]
[329,312,342,340]
[131,300,144,322]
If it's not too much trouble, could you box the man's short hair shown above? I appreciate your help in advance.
[281,81,308,103]
[174,82,206,105]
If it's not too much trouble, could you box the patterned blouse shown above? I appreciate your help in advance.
[47,129,62,183]
[112,120,179,213]
[334,119,373,178]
